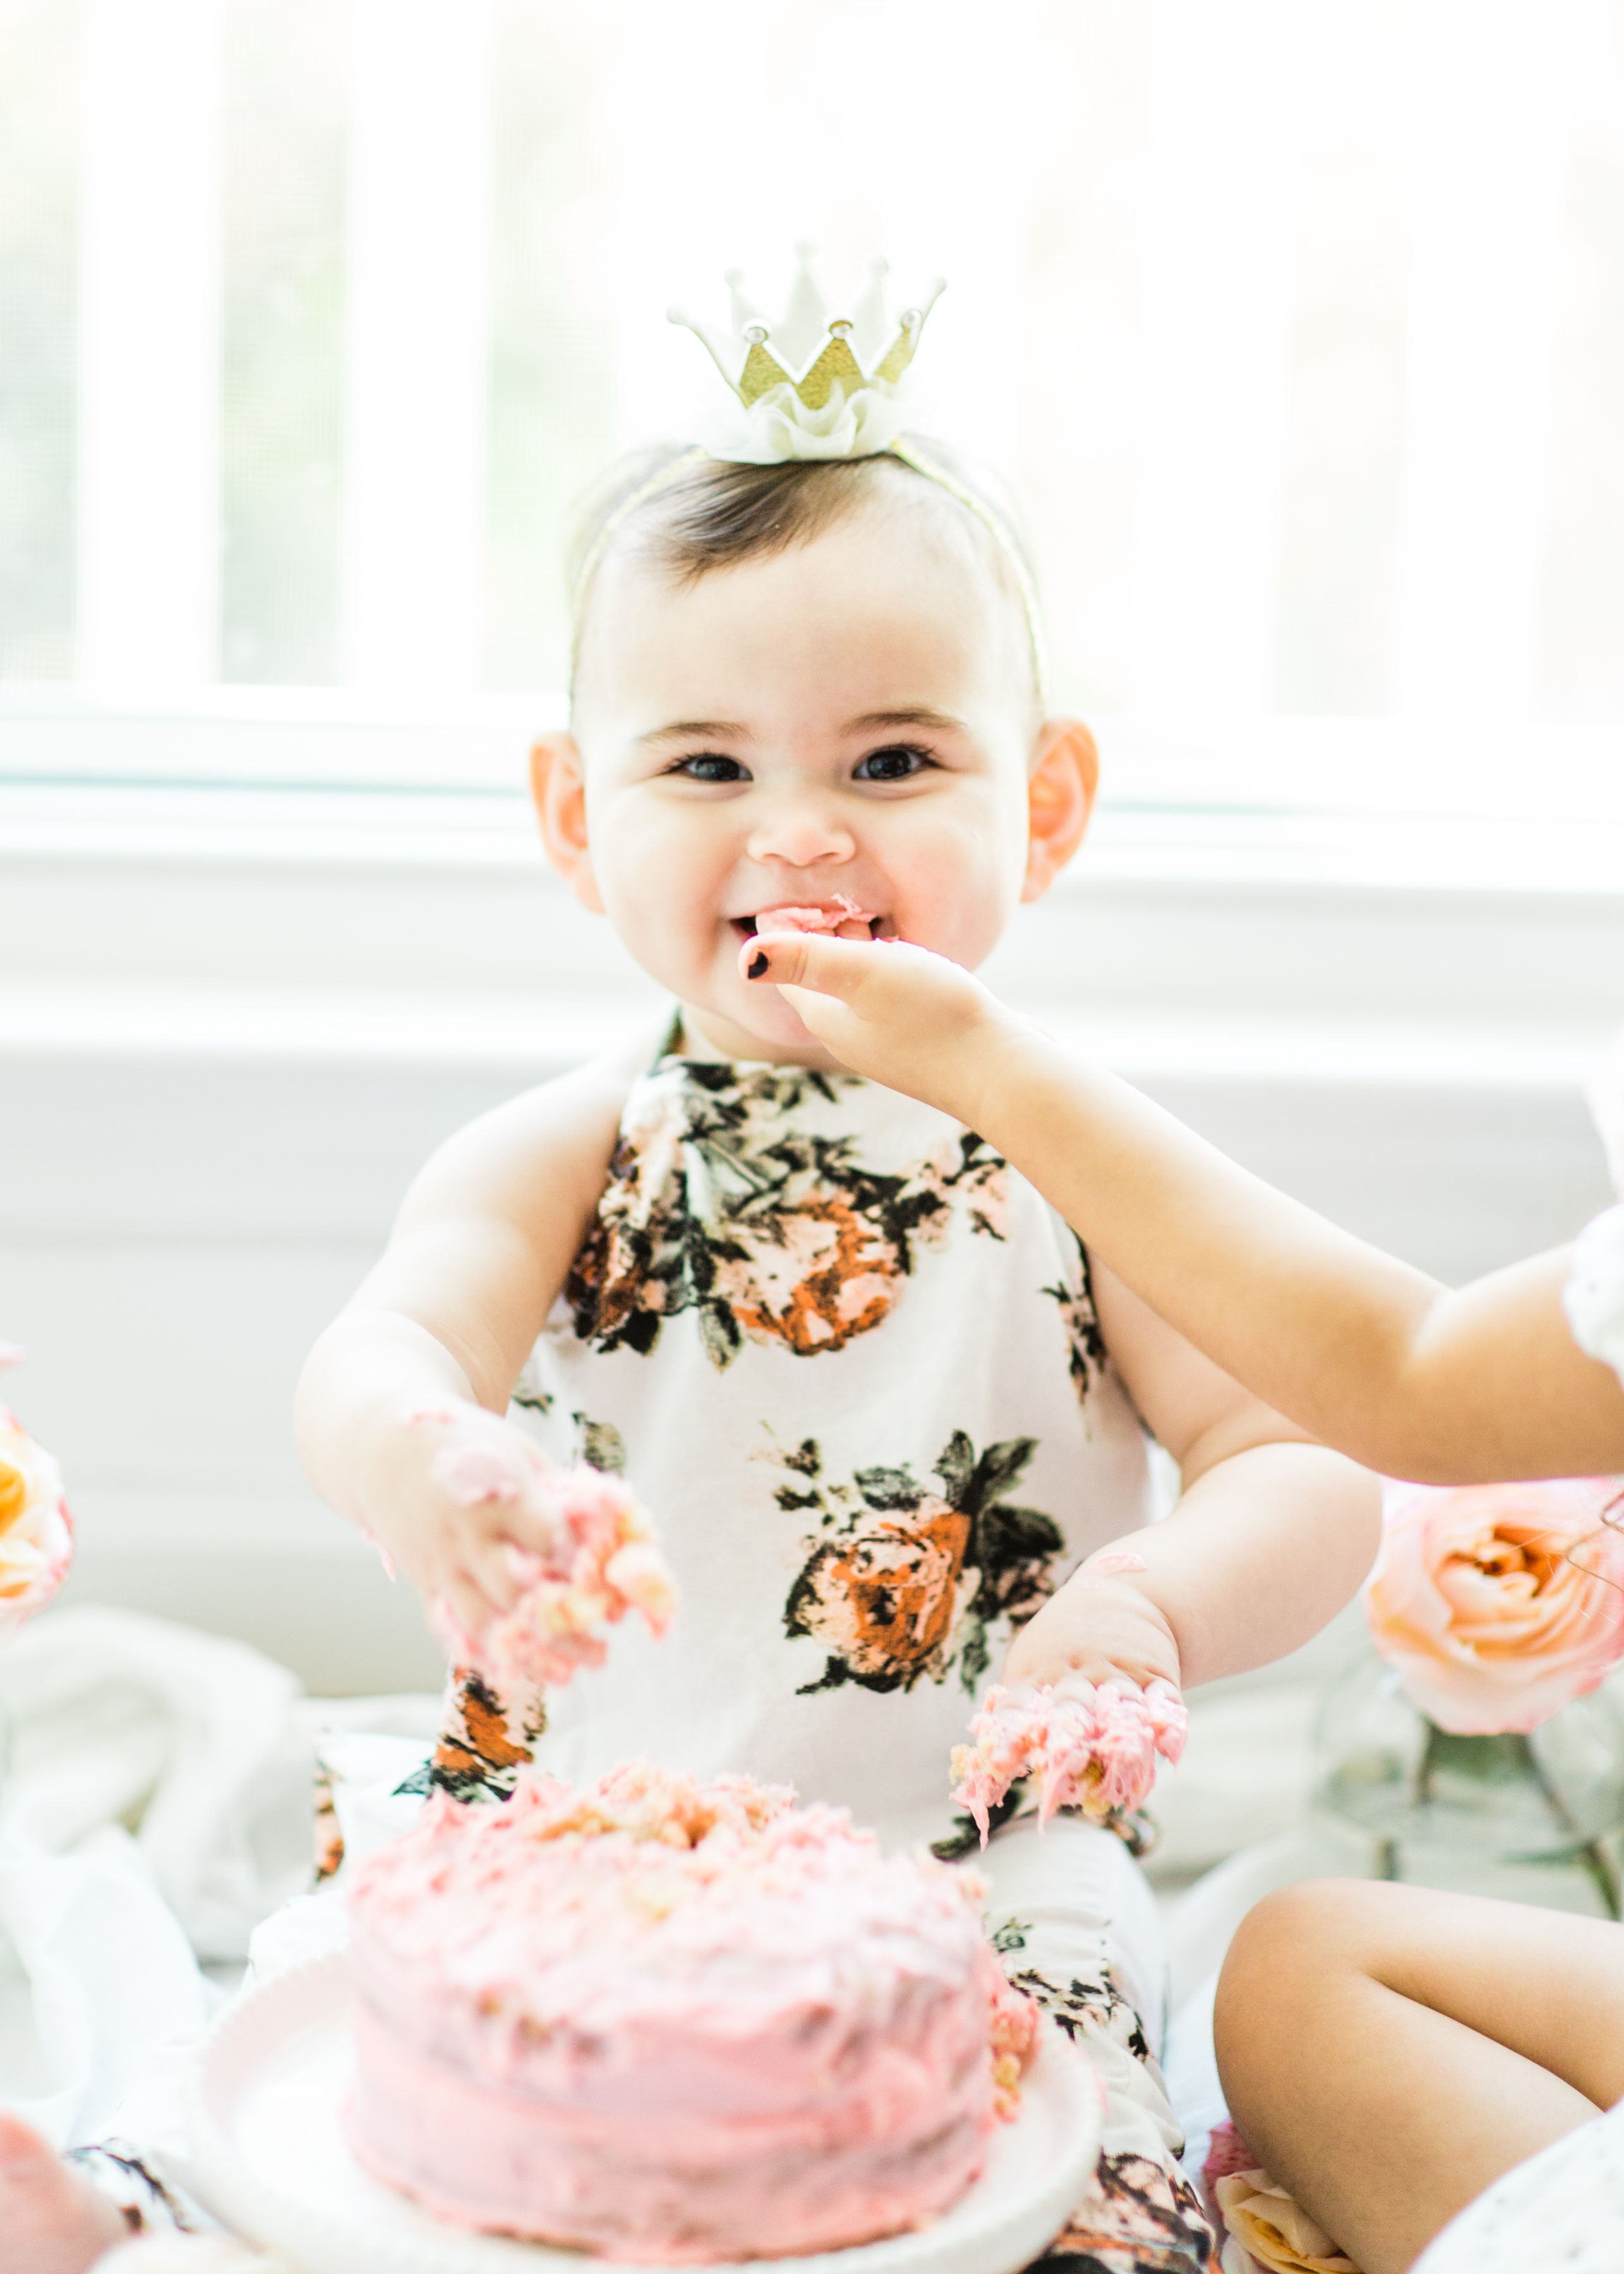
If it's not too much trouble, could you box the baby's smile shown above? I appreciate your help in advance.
[732,897,887,944]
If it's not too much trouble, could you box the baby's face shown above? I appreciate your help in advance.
[557,495,1062,1064]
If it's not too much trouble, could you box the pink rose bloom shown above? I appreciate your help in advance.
[0,1405,75,1639]
[1367,1477,1624,1734]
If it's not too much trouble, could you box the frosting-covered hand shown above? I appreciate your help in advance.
[357,1402,675,1675]
[949,1674,1189,1844]
[426,1431,676,1690]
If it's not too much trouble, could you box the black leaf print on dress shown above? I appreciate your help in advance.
[1009,1964,1153,2066]
[1044,1231,1110,1403]
[1025,2155,1216,2274]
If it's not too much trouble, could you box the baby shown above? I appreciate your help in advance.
[286,328,1378,2265]
[0,281,1377,2273]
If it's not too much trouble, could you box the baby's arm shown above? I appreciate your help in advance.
[744,931,1624,1483]
[294,1045,639,1643]
[1004,1261,1381,1693]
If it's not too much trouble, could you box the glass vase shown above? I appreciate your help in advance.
[1317,1647,1624,1916]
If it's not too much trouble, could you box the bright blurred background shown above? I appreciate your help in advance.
[6,0,1624,800]
[1,2,1621,1816]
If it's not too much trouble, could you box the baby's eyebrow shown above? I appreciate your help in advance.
[636,718,752,747]
[845,707,968,737]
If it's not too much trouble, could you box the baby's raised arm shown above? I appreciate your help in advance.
[295,1045,639,1642]
[743,931,1624,1484]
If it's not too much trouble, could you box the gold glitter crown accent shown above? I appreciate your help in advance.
[670,244,945,413]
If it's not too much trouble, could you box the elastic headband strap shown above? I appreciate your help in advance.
[887,437,1047,710]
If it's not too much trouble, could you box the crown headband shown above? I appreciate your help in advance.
[574,250,1045,703]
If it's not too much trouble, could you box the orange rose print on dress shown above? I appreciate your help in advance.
[567,1062,1011,1369]
[719,1194,900,1354]
[784,1431,1065,1695]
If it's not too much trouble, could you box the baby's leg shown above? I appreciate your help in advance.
[1215,1879,1624,2274]
[0,2114,131,2273]
[980,1816,1217,2273]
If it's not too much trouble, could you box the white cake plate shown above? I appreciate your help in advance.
[185,1954,1104,2274]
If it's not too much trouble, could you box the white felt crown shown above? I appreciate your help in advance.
[669,246,946,464]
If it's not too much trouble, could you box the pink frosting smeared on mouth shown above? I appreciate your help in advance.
[754,894,880,941]
[345,1760,1033,2261]
[949,1677,1188,1846]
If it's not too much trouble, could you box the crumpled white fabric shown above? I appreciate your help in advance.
[0,1604,439,2162]
[1565,1205,1624,1388]
[0,1606,312,2149]
[695,377,907,464]
[0,1605,310,1966]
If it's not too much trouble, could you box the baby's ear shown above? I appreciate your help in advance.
[530,733,604,914]
[1022,718,1098,902]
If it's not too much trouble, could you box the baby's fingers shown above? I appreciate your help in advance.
[740,928,916,997]
[462,1531,529,1615]
[430,1570,502,1666]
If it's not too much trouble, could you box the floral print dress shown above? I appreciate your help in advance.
[438,1045,1217,2272]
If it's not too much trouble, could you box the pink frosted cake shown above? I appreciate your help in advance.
[346,1761,1033,2262]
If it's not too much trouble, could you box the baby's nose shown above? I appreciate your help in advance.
[745,794,855,870]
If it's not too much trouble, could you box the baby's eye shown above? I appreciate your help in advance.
[671,752,749,783]
[853,743,931,782]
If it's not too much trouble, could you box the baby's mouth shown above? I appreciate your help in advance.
[732,896,886,943]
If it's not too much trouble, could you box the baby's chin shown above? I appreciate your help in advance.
[677,986,841,1069]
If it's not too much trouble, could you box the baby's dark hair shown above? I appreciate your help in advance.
[566,442,1041,707]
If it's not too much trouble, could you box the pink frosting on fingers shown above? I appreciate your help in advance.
[346,1762,1037,2260]
[424,1427,677,1690]
[949,1677,1188,1845]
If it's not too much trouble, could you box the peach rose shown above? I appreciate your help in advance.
[0,1404,74,1639]
[1215,2170,1359,2273]
[1366,1477,1624,1735]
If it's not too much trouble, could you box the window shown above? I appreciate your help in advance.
[3,0,1623,820]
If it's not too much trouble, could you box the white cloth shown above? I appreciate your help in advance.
[509,1049,1157,1853]
[0,1606,311,2148]
[1414,2097,1624,2273]
[0,1606,438,2158]
[1566,1204,1624,1388]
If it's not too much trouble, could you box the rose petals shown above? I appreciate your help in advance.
[1367,1477,1624,1733]
[0,1405,73,1639]
[1214,2170,1360,2273]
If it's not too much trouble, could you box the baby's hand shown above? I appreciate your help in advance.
[739,929,1028,1120]
[1002,1557,1184,1695]
[363,1400,570,1648]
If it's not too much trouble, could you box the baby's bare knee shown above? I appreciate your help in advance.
[1215,1879,1380,2102]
